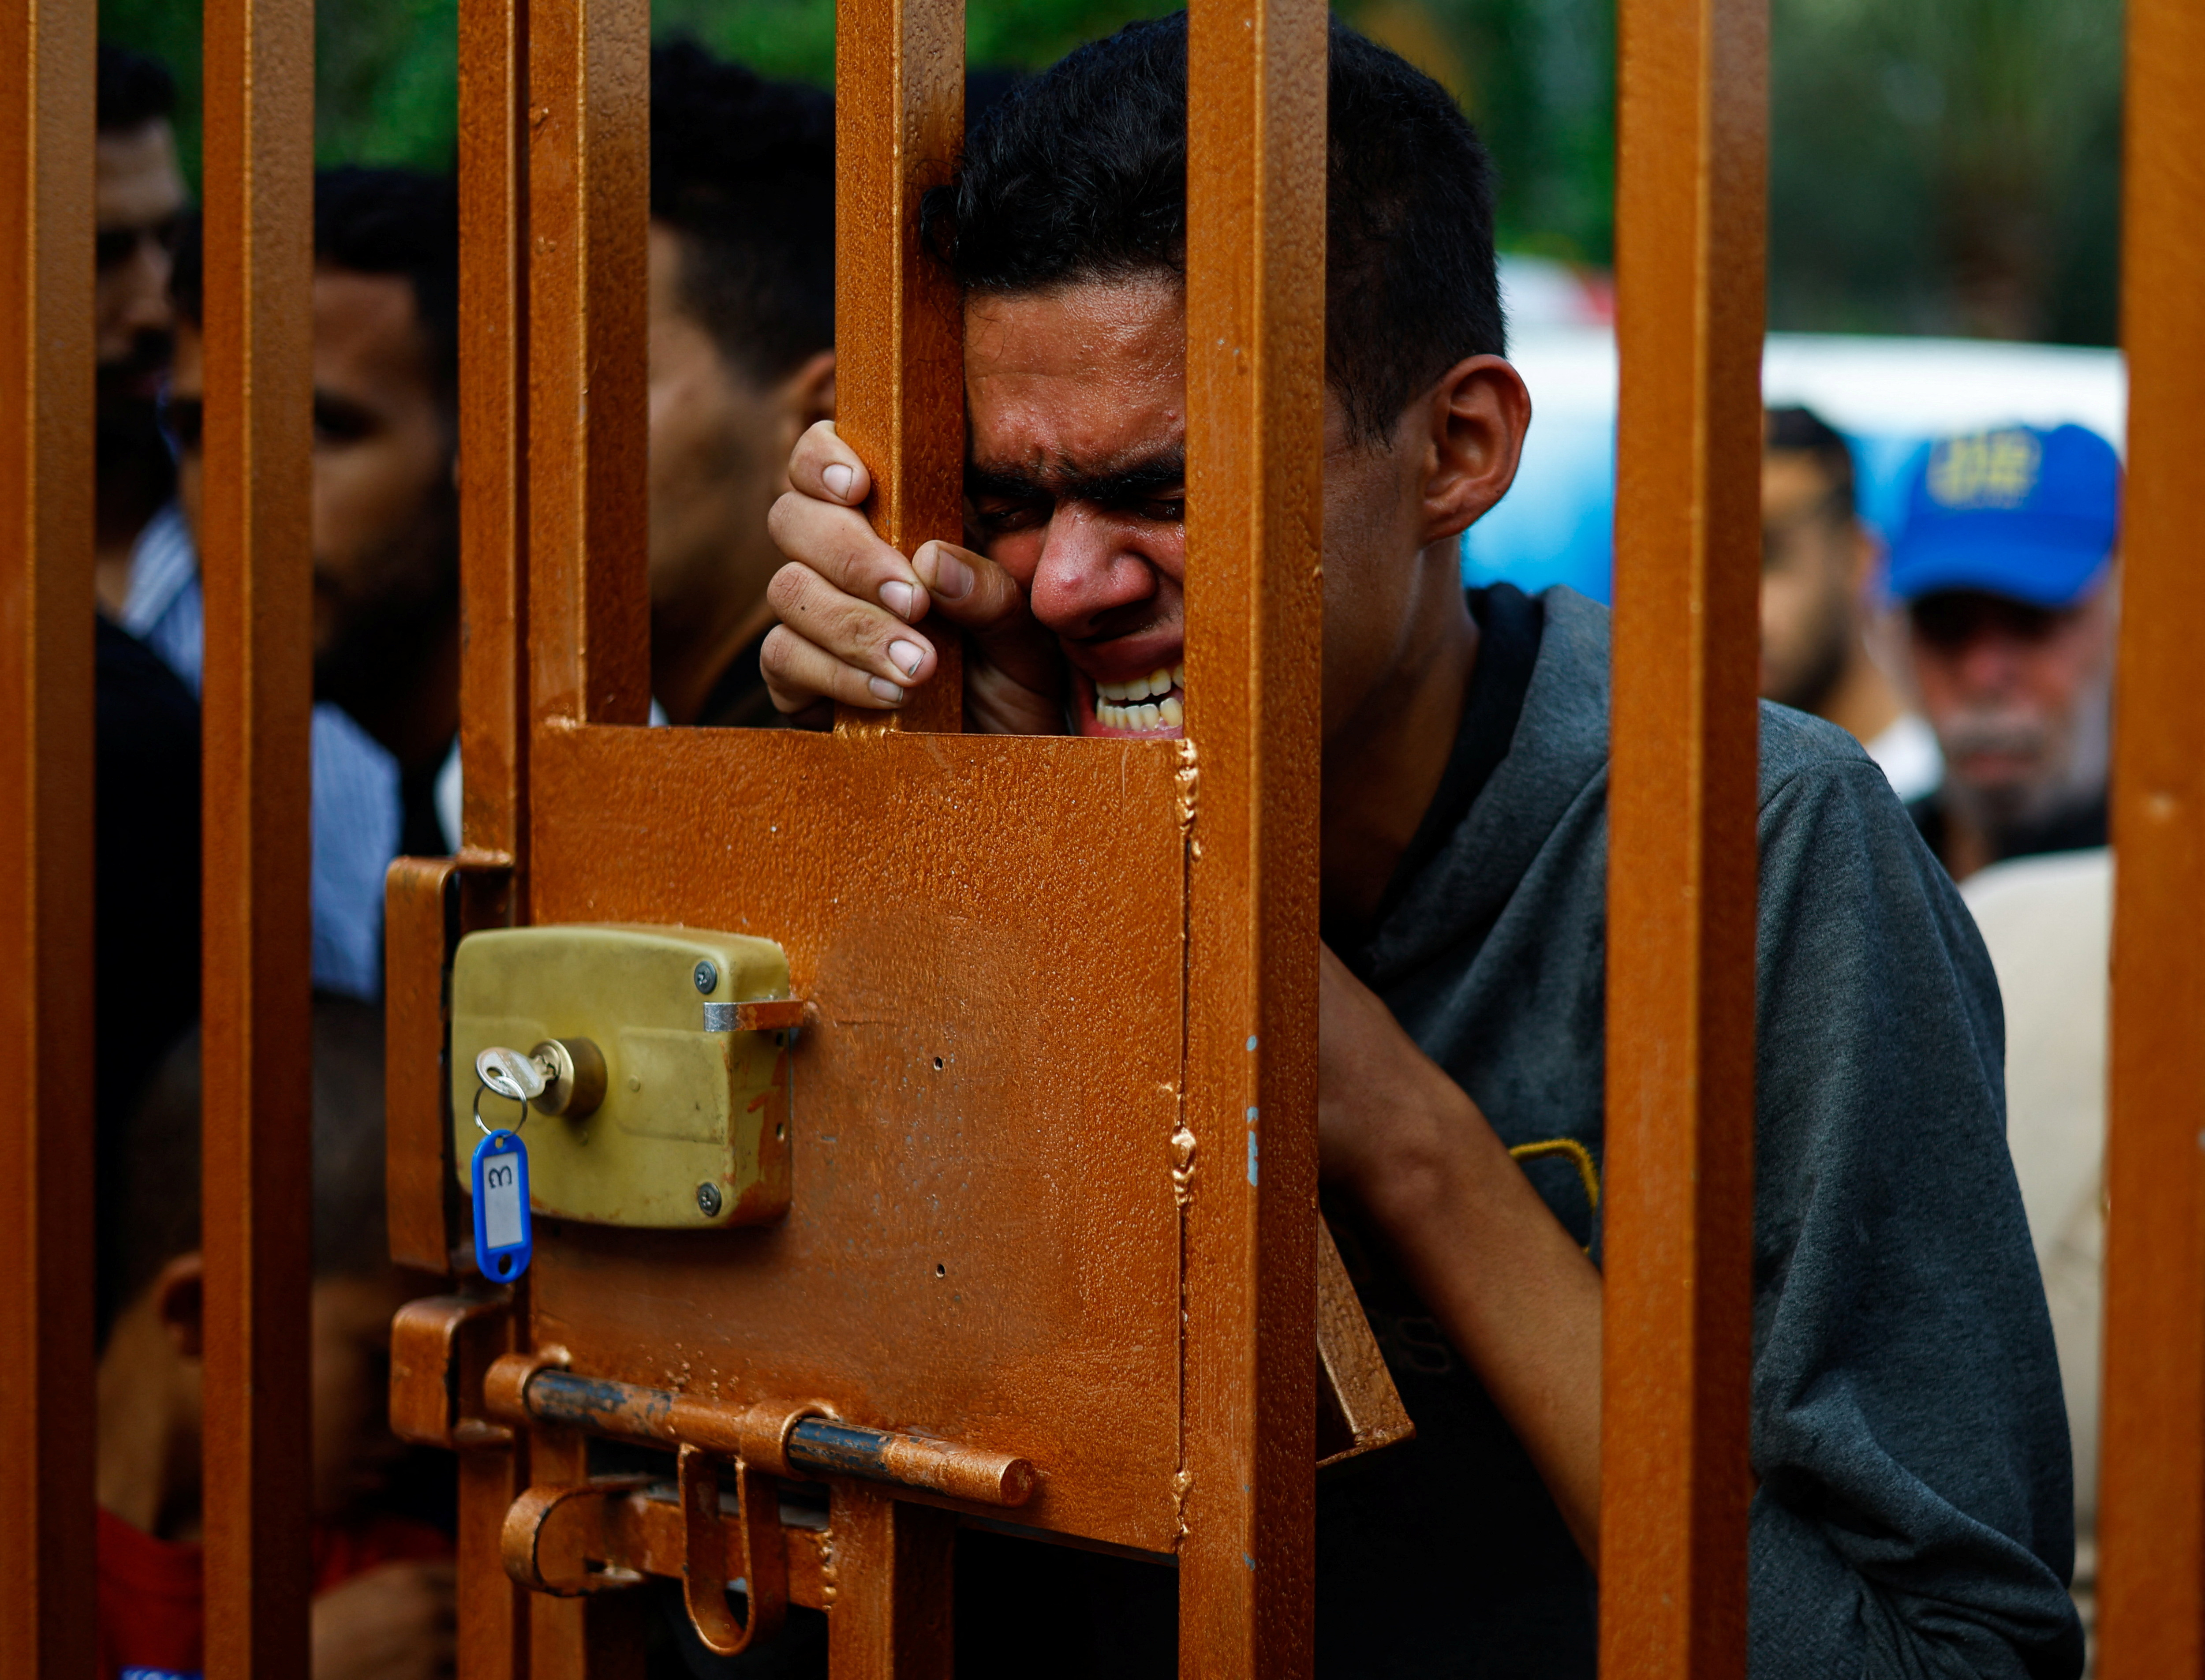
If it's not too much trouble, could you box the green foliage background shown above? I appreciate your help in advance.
[97,0,2123,344]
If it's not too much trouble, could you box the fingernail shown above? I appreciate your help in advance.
[823,463,855,500]
[881,579,916,619]
[868,675,902,703]
[888,639,925,677]
[930,548,974,601]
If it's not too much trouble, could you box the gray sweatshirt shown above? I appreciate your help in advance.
[1317,585,2082,1678]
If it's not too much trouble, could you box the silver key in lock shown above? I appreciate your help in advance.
[478,1044,549,1103]
[477,1038,607,1119]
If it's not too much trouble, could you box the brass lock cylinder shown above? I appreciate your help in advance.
[530,1037,606,1119]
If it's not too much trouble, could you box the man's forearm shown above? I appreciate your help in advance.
[1352,1076,1606,1561]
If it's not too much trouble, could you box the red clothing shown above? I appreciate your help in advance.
[96,1506,452,1679]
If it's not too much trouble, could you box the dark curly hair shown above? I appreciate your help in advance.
[923,12,1503,443]
[172,167,460,410]
[97,41,176,135]
[651,39,836,385]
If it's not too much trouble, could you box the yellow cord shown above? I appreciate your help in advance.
[1508,1137,1601,1225]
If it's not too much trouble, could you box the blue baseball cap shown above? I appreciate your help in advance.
[1888,423,2120,608]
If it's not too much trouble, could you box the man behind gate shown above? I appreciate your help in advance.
[760,14,2083,1678]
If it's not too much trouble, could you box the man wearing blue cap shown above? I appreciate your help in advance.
[1891,423,2119,882]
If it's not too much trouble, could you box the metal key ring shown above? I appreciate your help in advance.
[475,1081,531,1137]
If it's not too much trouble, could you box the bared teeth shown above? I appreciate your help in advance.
[1091,666,1187,730]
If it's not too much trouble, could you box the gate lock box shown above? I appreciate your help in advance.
[450,925,799,1228]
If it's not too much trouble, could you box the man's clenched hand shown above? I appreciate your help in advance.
[763,421,1065,733]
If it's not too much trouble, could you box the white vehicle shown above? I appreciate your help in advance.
[1471,256,2128,602]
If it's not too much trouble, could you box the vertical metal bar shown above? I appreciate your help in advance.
[2097,1,2205,1672]
[526,1427,645,1679]
[457,1418,534,1680]
[384,858,459,1271]
[826,1483,957,1678]
[0,0,94,1673]
[460,0,531,898]
[453,5,537,1671]
[198,0,317,1673]
[1600,0,1766,1675]
[1178,0,1327,1671]
[832,0,964,736]
[527,0,649,730]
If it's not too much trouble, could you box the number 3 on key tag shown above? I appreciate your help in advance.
[472,1128,533,1281]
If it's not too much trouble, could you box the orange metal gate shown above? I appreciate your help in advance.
[1,0,2198,1675]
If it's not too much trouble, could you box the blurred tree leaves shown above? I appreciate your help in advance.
[100,0,2123,345]
[1768,0,2123,342]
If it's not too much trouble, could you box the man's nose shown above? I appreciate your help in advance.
[1028,505,1159,633]
[117,243,175,336]
[1952,628,2029,696]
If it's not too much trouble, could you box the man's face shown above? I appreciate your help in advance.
[1908,584,2115,822]
[95,119,187,386]
[965,280,1189,737]
[172,268,457,694]
[308,1270,414,1521]
[1758,451,1865,713]
[646,224,804,623]
[965,276,1455,743]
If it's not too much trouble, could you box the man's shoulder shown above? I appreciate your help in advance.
[1523,591,1899,818]
[1752,701,1953,894]
[1756,699,1877,801]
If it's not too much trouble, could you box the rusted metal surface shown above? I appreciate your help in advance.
[509,1480,836,1609]
[613,1482,834,1609]
[523,1429,655,1680]
[453,4,535,1662]
[458,0,530,886]
[493,1363,1037,1506]
[679,1443,789,1653]
[391,1291,518,1449]
[458,1294,534,1680]
[527,0,649,729]
[1180,0,1327,1669]
[0,3,94,1673]
[1602,0,1767,1676]
[387,857,460,1272]
[526,725,1188,1550]
[832,0,965,735]
[706,997,810,1033]
[2098,1,2205,1673]
[827,1482,957,1680]
[1314,1221,1414,1469]
[503,1474,655,1594]
[198,0,318,1672]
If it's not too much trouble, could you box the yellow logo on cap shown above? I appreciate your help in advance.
[1927,430,2042,509]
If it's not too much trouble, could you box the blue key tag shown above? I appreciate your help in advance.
[471,1128,533,1281]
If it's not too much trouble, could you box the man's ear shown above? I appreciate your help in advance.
[1847,520,1882,599]
[153,1252,206,1362]
[1415,354,1532,548]
[781,348,837,430]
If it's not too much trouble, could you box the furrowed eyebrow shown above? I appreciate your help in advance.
[966,453,1186,508]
